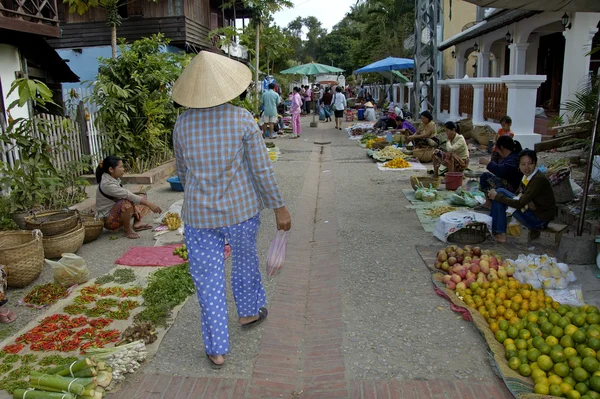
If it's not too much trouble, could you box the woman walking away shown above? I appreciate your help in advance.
[432,121,469,178]
[488,149,555,243]
[333,86,347,130]
[96,156,162,239]
[290,86,303,138]
[171,51,292,368]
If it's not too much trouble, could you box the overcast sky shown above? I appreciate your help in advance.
[272,0,357,32]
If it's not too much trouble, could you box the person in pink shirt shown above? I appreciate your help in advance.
[290,86,303,138]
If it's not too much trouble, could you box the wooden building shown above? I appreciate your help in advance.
[0,0,79,125]
[47,0,252,53]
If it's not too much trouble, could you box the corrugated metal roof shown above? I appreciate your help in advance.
[438,9,541,51]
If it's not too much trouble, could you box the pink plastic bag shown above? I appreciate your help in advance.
[266,230,288,277]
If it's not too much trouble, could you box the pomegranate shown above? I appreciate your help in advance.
[434,261,442,269]
[446,280,456,290]
[442,275,452,284]
[465,278,475,288]
[450,274,462,284]
[472,246,482,256]
[470,264,481,274]
[456,255,464,264]
[480,263,490,275]
[448,257,457,266]
[457,267,468,280]
[466,271,476,280]
[438,251,448,262]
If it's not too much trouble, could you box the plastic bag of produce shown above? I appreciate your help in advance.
[266,230,288,277]
[415,188,425,200]
[46,253,90,287]
[567,270,577,282]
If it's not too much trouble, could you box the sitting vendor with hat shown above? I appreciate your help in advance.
[364,102,376,121]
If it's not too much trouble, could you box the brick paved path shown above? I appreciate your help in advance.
[111,143,514,398]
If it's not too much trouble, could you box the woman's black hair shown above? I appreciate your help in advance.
[518,149,537,165]
[444,121,459,134]
[496,135,523,153]
[239,90,248,101]
[420,110,433,122]
[336,86,342,92]
[293,86,300,93]
[325,87,330,93]
[95,156,123,184]
[395,116,405,122]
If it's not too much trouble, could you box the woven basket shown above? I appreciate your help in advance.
[43,222,85,259]
[25,210,79,237]
[410,175,441,191]
[0,230,44,288]
[447,222,490,245]
[81,215,105,244]
[413,147,435,163]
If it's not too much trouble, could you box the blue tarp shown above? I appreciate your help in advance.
[354,57,415,74]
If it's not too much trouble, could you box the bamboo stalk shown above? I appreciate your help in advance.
[56,358,95,377]
[29,376,85,395]
[13,389,75,399]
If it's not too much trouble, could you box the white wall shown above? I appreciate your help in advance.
[0,44,27,121]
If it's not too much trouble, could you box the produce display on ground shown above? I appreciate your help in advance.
[21,283,72,308]
[425,244,600,399]
[383,158,411,169]
[424,206,458,217]
[0,263,196,396]
[162,212,182,231]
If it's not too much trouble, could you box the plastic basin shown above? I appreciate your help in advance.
[167,176,184,192]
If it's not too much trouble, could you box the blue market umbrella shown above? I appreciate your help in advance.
[354,57,415,74]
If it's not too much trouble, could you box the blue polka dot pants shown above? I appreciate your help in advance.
[184,214,266,356]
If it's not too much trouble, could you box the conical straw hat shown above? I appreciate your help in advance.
[172,51,252,108]
[364,102,374,108]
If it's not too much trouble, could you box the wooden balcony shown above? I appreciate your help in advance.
[0,0,60,37]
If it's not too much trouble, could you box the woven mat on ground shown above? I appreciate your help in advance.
[416,245,547,399]
[402,189,469,233]
[377,161,427,172]
[116,245,183,266]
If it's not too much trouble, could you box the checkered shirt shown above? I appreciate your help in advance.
[173,104,285,228]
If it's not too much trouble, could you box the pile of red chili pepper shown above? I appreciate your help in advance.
[6,314,119,354]
[23,283,69,307]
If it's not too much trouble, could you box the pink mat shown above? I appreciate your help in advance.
[115,244,232,267]
[115,245,184,267]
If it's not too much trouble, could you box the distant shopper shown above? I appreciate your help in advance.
[260,83,281,139]
[304,85,313,114]
[364,102,376,121]
[290,86,303,138]
[357,85,365,102]
[332,86,347,130]
[322,87,333,122]
[96,156,162,239]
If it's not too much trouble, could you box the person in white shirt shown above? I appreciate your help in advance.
[364,102,376,121]
[332,86,347,130]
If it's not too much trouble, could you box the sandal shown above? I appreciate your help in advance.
[0,310,17,324]
[241,307,268,329]
[206,354,224,369]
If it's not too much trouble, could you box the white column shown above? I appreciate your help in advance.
[471,81,486,125]
[455,55,466,78]
[477,52,491,78]
[560,12,599,110]
[501,75,546,149]
[393,84,399,103]
[406,83,414,112]
[399,85,405,106]
[509,43,529,75]
[420,83,428,113]
[436,81,443,117]
[447,80,461,120]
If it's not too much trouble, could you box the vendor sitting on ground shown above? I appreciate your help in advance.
[491,115,514,163]
[0,266,15,324]
[406,110,438,148]
[487,149,556,243]
[478,135,523,194]
[432,121,469,178]
[96,156,163,239]
[391,116,416,134]
[364,102,376,121]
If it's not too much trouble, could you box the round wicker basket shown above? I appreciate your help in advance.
[25,210,79,237]
[43,222,85,259]
[0,230,44,288]
[81,215,105,244]
[447,222,490,245]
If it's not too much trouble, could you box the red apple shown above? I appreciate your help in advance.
[448,257,457,266]
[446,281,456,290]
[470,264,481,274]
[472,247,482,256]
[442,275,452,284]
[466,271,476,280]
[452,265,462,275]
[456,255,464,264]
[457,267,468,280]
[465,278,476,288]
[451,274,462,283]
[480,263,490,275]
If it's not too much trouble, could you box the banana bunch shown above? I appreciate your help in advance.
[173,244,188,260]
[163,212,182,230]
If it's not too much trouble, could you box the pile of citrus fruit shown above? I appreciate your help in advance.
[457,277,600,398]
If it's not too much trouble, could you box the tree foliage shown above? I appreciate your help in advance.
[89,34,192,172]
